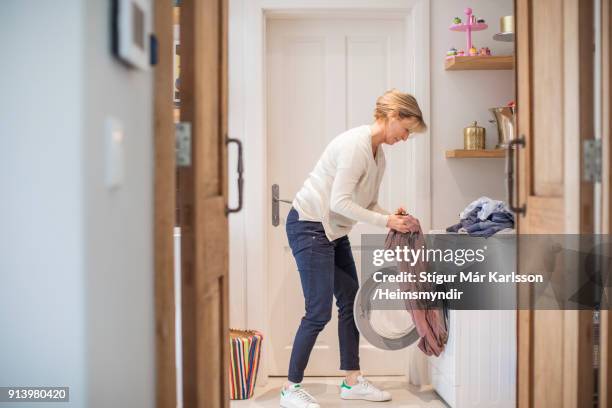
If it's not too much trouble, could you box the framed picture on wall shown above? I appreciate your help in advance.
[111,0,151,70]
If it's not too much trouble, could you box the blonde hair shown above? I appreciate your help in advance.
[374,89,427,133]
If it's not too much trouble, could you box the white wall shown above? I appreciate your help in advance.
[0,1,155,406]
[228,0,249,329]
[430,0,515,229]
[82,0,155,407]
[0,2,86,407]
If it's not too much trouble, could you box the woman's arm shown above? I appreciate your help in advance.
[367,174,391,215]
[329,147,389,227]
[331,176,417,233]
[330,168,389,227]
[367,201,391,215]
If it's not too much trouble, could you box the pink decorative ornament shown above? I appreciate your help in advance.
[449,7,489,52]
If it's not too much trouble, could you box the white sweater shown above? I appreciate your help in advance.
[292,125,391,241]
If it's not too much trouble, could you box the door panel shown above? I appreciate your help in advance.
[266,17,409,376]
[180,0,229,407]
[601,0,612,404]
[531,0,564,197]
[516,0,595,407]
[153,0,177,406]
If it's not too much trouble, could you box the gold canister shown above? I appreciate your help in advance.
[493,15,515,42]
[463,121,486,150]
[500,15,514,34]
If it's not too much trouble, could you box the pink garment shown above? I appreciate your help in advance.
[384,228,448,356]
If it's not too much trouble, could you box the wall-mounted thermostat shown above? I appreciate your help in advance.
[112,0,151,70]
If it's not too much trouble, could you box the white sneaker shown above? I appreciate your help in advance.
[340,376,392,402]
[280,383,320,408]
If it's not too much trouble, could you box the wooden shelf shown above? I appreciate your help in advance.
[445,149,506,158]
[444,55,514,71]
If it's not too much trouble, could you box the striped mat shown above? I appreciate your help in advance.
[229,329,263,400]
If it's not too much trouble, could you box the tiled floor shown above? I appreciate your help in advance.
[231,376,449,408]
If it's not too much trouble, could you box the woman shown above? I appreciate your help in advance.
[280,89,427,408]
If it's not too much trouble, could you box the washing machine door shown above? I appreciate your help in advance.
[353,266,451,351]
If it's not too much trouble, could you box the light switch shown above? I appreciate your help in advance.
[105,117,125,189]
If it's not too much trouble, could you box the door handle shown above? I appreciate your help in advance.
[272,184,293,227]
[506,135,526,215]
[226,135,244,215]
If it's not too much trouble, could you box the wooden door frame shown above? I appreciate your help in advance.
[179,0,230,407]
[154,1,230,407]
[601,0,612,405]
[153,0,177,407]
[516,0,596,406]
[229,0,430,381]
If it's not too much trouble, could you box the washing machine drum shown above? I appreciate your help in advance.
[353,268,450,351]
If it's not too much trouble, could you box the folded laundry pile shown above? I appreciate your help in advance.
[385,225,448,356]
[446,196,514,238]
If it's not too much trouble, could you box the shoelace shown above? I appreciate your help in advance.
[358,378,377,393]
[294,388,316,402]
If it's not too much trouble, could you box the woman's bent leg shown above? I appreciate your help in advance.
[286,218,335,383]
[333,236,360,372]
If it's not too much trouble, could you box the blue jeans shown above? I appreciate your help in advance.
[285,207,360,383]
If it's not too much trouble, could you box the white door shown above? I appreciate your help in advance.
[266,16,414,376]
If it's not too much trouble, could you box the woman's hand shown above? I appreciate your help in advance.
[386,213,421,233]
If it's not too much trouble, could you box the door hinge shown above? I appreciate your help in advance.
[583,139,602,182]
[175,122,192,167]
